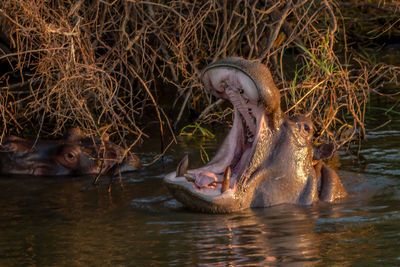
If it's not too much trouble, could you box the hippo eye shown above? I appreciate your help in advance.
[64,151,78,163]
[304,124,310,133]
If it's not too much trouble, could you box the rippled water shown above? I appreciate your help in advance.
[1,111,400,266]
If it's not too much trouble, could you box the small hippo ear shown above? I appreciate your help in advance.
[101,133,110,142]
[313,143,335,160]
[64,127,85,141]
[5,135,25,142]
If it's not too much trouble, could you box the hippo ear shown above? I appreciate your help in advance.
[5,135,26,142]
[101,133,110,142]
[64,127,85,141]
[313,143,335,160]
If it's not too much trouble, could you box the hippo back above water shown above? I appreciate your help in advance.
[0,128,141,176]
[164,57,347,213]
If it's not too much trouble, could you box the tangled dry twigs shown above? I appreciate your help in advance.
[0,0,399,152]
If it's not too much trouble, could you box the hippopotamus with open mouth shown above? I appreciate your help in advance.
[0,128,141,176]
[164,57,347,213]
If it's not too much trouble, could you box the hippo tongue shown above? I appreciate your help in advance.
[194,171,218,187]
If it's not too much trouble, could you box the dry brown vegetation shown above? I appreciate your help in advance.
[0,0,399,153]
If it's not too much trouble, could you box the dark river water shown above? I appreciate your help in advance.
[1,110,399,266]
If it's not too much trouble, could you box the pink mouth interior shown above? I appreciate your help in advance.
[182,68,266,194]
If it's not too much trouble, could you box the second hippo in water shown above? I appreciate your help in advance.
[0,128,141,176]
[164,57,347,213]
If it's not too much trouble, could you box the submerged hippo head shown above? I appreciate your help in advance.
[164,57,346,213]
[0,128,141,176]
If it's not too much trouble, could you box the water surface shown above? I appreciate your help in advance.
[1,112,400,266]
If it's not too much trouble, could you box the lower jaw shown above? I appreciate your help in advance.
[164,172,244,213]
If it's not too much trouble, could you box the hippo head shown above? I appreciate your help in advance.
[164,57,346,213]
[0,128,141,176]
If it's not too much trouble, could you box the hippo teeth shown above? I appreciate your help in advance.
[221,166,231,193]
[176,154,189,177]
[204,182,217,188]
[245,122,255,143]
[236,97,257,144]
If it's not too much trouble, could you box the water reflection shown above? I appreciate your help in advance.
[184,206,323,266]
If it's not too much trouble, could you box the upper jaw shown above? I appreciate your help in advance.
[201,63,261,104]
[164,58,281,211]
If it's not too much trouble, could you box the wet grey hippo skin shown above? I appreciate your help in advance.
[164,57,347,213]
[0,128,141,176]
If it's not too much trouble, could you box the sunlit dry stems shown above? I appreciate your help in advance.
[0,0,399,154]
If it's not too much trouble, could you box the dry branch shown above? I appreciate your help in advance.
[0,0,399,152]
